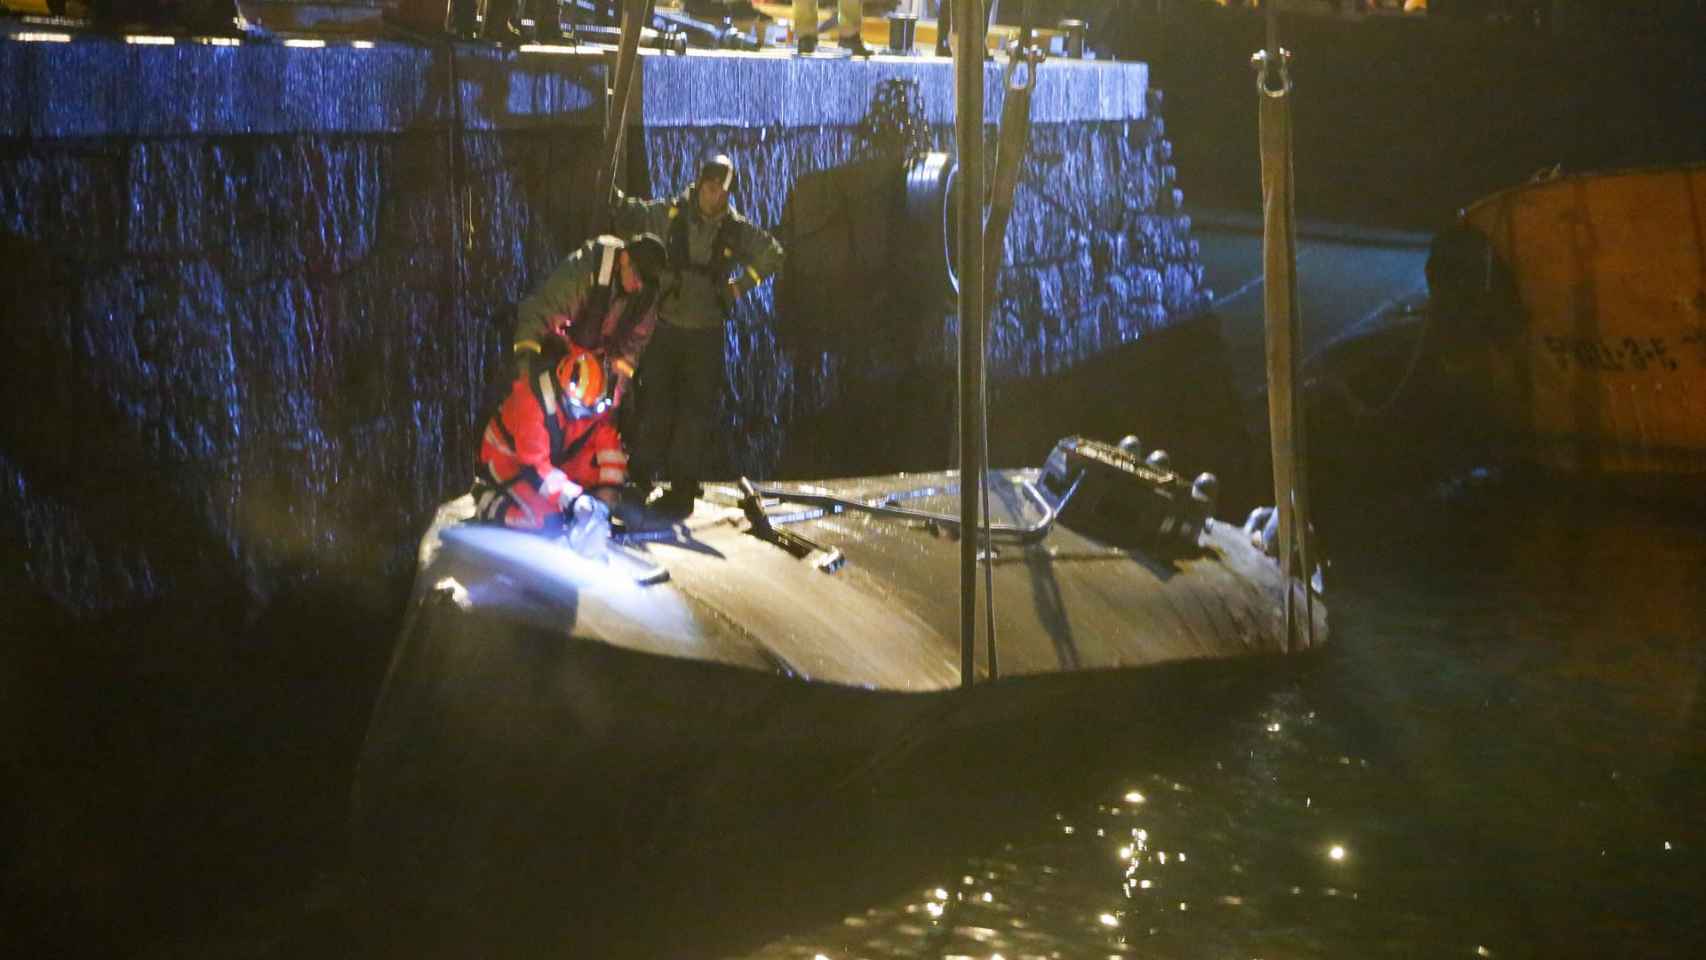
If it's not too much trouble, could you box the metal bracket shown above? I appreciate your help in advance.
[1250,47,1293,98]
[748,471,1083,547]
[737,478,846,573]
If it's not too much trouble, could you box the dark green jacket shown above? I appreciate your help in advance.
[613,187,784,331]
[513,236,657,377]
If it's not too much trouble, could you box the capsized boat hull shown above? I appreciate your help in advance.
[351,467,1324,935]
[1454,164,1706,478]
[352,599,1303,943]
[383,468,1320,688]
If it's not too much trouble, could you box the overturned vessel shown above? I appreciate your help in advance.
[350,436,1325,937]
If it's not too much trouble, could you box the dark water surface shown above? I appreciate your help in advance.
[118,229,1701,959]
[142,477,1706,960]
[700,477,1706,960]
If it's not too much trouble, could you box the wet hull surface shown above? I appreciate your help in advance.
[352,597,1305,953]
[349,469,1324,945]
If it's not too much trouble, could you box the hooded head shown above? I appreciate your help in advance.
[622,232,667,290]
[694,153,736,218]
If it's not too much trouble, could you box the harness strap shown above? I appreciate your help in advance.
[529,370,568,454]
[550,424,600,471]
[594,235,621,286]
[665,202,742,289]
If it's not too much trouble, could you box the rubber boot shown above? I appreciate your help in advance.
[531,0,565,41]
[445,0,479,37]
[839,0,870,55]
[565,495,612,561]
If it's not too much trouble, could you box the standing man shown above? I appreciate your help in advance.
[614,153,785,517]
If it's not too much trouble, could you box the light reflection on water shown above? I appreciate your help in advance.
[735,477,1706,959]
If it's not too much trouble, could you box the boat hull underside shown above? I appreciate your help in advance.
[352,592,1302,948]
[350,469,1323,942]
[407,470,1320,691]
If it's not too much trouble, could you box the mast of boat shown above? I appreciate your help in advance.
[1253,2,1316,650]
[952,0,988,686]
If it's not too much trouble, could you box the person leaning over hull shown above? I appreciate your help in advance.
[512,232,668,406]
[612,153,785,518]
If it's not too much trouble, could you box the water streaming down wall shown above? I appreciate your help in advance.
[638,54,1209,478]
[0,37,1207,621]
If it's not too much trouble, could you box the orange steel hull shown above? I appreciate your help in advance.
[1460,165,1706,477]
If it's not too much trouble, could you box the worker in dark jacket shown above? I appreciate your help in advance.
[513,232,668,407]
[613,154,785,517]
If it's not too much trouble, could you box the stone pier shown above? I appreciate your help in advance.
[1,36,1206,617]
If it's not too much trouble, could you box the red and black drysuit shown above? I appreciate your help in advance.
[474,237,660,531]
[473,345,627,532]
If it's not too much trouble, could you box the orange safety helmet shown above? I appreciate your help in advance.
[555,347,607,411]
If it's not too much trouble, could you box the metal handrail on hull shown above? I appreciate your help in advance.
[745,470,1083,547]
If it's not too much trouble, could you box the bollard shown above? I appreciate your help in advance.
[1191,472,1220,524]
[1058,18,1086,59]
[888,12,917,53]
[795,0,819,53]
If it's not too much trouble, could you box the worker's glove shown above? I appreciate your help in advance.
[539,468,581,507]
[610,369,631,409]
[564,494,612,561]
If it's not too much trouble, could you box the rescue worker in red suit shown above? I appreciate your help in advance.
[474,234,666,535]
[473,343,622,534]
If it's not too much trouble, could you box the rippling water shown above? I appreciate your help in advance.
[157,472,1704,960]
[721,476,1706,960]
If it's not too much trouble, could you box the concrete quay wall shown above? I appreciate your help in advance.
[0,37,1207,619]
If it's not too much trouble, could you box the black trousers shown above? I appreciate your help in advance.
[633,323,723,496]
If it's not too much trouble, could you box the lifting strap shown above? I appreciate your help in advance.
[1253,14,1316,651]
[971,41,1042,681]
[593,0,650,230]
[951,0,988,688]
